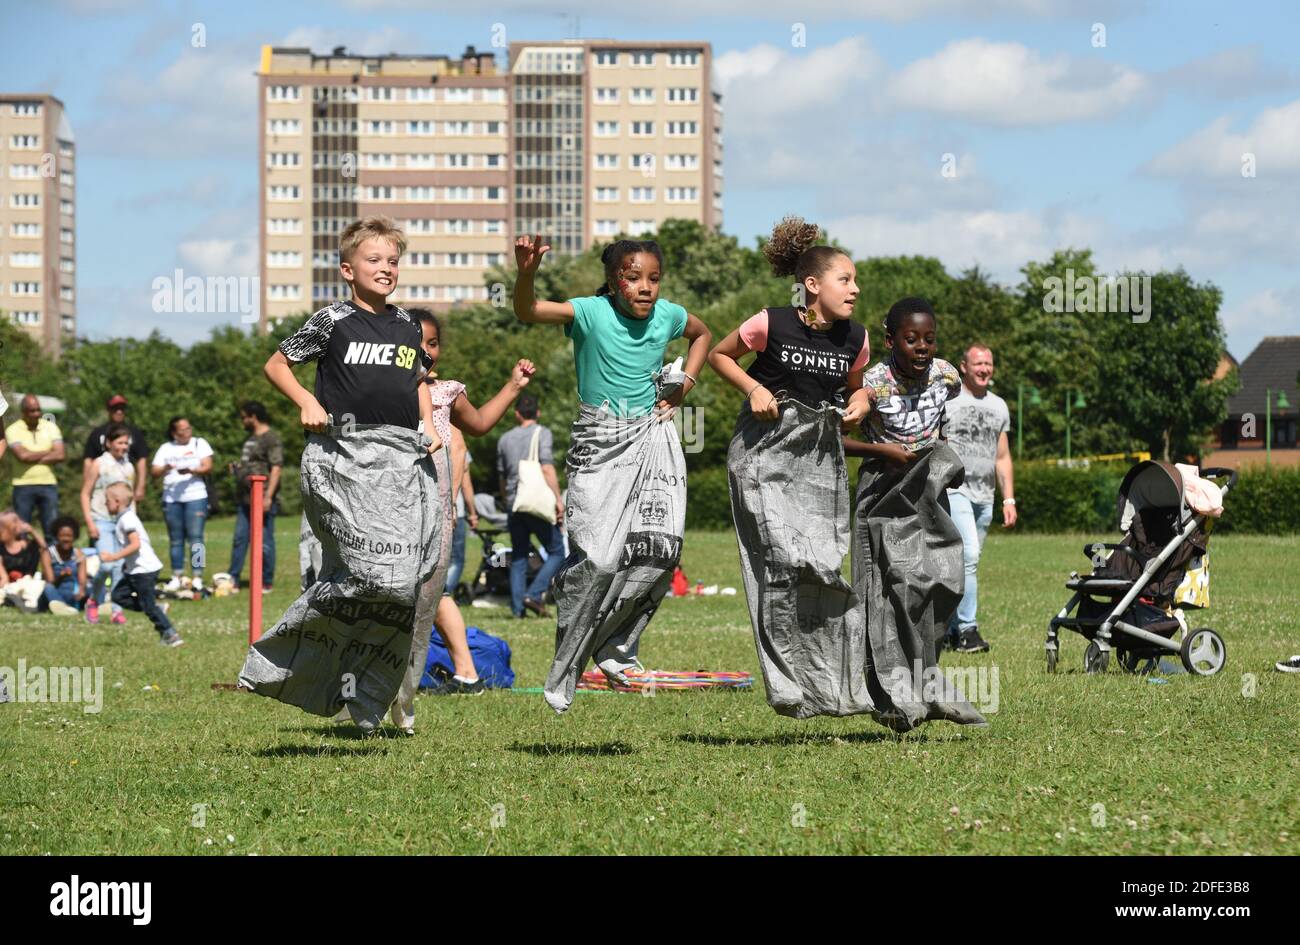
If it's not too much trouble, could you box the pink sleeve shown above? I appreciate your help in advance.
[429,379,467,410]
[737,309,769,352]
[850,335,871,373]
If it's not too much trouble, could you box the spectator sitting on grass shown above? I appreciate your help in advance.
[0,510,47,613]
[39,515,88,616]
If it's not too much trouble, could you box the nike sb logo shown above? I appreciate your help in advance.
[342,342,417,369]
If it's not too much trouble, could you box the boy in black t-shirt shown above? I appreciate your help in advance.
[267,224,435,438]
[242,216,445,734]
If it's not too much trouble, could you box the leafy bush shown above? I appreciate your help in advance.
[1217,466,1300,534]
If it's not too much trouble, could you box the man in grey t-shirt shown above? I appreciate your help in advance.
[943,344,1017,653]
[496,394,565,619]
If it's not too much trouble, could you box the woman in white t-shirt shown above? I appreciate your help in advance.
[150,416,213,590]
[79,424,135,624]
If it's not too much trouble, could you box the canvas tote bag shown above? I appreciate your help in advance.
[512,426,556,524]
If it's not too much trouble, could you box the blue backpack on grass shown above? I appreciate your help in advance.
[420,626,515,689]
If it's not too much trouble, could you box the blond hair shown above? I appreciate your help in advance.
[105,482,134,502]
[339,216,407,264]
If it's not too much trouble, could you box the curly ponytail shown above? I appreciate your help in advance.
[763,215,848,287]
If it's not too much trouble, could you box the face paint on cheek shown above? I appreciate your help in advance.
[617,276,640,307]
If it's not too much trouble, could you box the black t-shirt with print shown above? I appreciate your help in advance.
[278,299,425,430]
[83,423,150,464]
[746,306,867,407]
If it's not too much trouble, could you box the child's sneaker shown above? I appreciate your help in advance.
[48,600,79,617]
[110,611,127,626]
[1275,655,1300,674]
[160,629,185,648]
[956,627,990,653]
[428,674,486,696]
[84,599,100,624]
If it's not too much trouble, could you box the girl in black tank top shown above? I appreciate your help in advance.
[706,217,882,720]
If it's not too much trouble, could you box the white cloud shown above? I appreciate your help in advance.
[53,0,142,12]
[1160,46,1298,101]
[177,237,258,278]
[714,39,996,214]
[1220,284,1300,360]
[277,26,408,55]
[888,38,1148,125]
[824,207,1101,279]
[340,0,1125,20]
[1145,98,1300,178]
[117,174,228,212]
[715,37,884,123]
[86,40,262,158]
[86,25,411,162]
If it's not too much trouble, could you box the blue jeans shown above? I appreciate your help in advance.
[163,497,208,575]
[947,491,993,636]
[41,579,83,610]
[508,511,566,617]
[13,484,59,536]
[445,515,468,593]
[229,500,277,588]
[90,516,123,612]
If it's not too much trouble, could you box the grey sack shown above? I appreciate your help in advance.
[544,366,688,713]
[852,443,987,731]
[238,424,443,731]
[299,511,323,591]
[728,399,875,719]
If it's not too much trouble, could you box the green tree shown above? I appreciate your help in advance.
[1007,250,1109,459]
[1092,269,1235,461]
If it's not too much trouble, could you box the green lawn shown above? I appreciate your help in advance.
[2,520,1297,855]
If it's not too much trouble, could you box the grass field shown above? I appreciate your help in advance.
[2,520,1297,855]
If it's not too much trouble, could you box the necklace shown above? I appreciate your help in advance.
[798,305,831,331]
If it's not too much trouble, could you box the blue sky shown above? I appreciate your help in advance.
[4,0,1298,360]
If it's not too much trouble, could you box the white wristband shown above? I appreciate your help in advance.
[1003,498,1016,506]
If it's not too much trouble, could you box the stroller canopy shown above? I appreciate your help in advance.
[1117,461,1190,532]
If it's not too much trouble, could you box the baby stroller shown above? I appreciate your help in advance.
[465,523,548,605]
[1046,462,1236,676]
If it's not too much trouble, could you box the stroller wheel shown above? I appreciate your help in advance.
[1084,641,1109,675]
[1180,628,1226,676]
[1046,646,1058,674]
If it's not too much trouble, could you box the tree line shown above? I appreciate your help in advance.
[1,219,1236,521]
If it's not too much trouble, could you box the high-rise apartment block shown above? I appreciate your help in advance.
[0,94,76,356]
[511,40,721,256]
[258,40,721,327]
